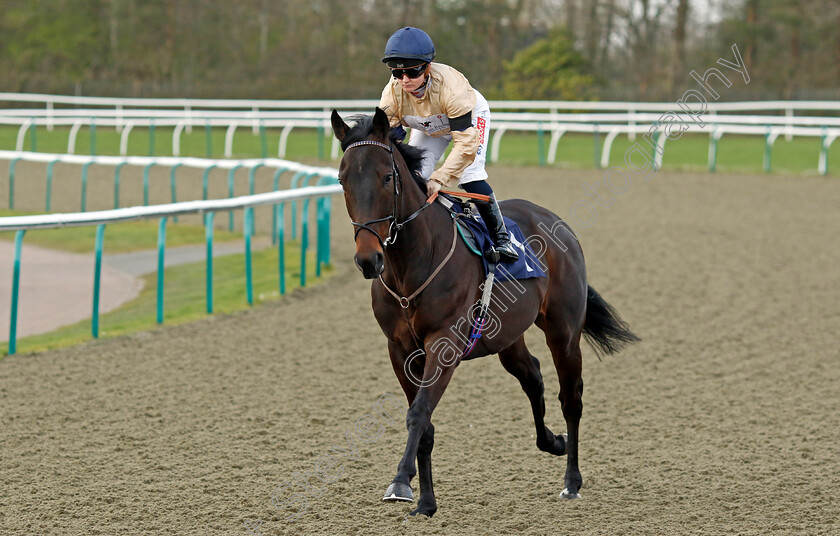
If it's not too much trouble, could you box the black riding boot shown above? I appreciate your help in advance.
[476,195,519,263]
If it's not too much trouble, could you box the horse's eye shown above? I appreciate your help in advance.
[384,173,393,184]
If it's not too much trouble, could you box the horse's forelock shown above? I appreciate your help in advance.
[340,115,375,150]
[340,114,427,195]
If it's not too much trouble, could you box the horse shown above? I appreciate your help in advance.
[330,108,639,517]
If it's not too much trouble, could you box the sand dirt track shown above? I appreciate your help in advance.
[1,165,838,535]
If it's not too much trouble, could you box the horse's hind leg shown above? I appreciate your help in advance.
[543,328,584,499]
[498,336,567,456]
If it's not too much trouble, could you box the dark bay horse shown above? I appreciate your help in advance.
[331,108,639,517]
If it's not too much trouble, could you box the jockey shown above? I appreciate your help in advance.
[379,26,519,263]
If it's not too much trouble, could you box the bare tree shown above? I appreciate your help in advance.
[672,0,688,90]
[566,0,579,43]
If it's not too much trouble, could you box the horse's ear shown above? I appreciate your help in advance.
[372,107,391,140]
[331,109,349,142]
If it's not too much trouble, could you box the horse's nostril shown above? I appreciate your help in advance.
[355,252,384,279]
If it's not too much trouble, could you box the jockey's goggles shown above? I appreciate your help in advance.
[390,64,427,80]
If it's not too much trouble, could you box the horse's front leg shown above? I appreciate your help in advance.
[383,337,455,517]
[412,423,436,516]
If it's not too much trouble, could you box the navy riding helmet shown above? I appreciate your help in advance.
[382,27,436,68]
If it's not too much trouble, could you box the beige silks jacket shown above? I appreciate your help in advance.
[379,62,480,188]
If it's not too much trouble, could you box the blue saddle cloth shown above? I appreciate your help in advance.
[446,199,547,283]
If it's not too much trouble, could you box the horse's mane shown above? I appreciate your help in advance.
[341,114,428,195]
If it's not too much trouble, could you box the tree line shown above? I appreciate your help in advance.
[0,0,836,101]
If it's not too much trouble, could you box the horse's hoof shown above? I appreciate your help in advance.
[409,506,436,517]
[559,488,581,500]
[383,482,414,502]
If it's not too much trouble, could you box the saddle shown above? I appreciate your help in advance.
[435,193,546,282]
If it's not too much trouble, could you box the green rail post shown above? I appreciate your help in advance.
[244,208,254,305]
[315,197,324,278]
[90,118,97,155]
[291,172,318,241]
[288,171,307,240]
[315,175,336,274]
[300,198,310,288]
[228,164,244,231]
[319,195,332,276]
[114,161,127,209]
[248,163,264,195]
[537,122,545,166]
[30,118,37,152]
[764,126,773,173]
[650,131,661,168]
[45,160,58,211]
[202,164,217,200]
[143,162,156,206]
[169,164,181,223]
[301,174,320,246]
[205,212,215,314]
[276,203,286,295]
[8,230,25,355]
[8,158,20,209]
[81,161,94,212]
[323,196,331,266]
[271,168,288,245]
[321,175,338,266]
[593,125,601,169]
[156,217,167,324]
[148,119,156,156]
[259,121,268,158]
[272,167,288,192]
[205,120,213,158]
[92,224,105,338]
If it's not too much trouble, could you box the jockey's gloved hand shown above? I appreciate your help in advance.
[426,178,442,198]
[390,126,407,142]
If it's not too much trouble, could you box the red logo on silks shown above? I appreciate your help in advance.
[476,117,486,144]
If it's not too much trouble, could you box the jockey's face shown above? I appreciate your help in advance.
[395,66,428,93]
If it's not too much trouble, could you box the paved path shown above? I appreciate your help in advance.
[0,242,143,342]
[103,237,271,276]
[0,238,271,342]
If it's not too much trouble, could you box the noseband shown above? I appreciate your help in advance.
[343,140,434,248]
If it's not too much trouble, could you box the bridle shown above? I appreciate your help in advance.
[342,136,487,358]
[343,138,456,310]
[343,140,435,248]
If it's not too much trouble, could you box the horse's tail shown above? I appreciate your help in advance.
[582,285,640,358]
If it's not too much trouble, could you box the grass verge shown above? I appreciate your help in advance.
[4,241,331,356]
